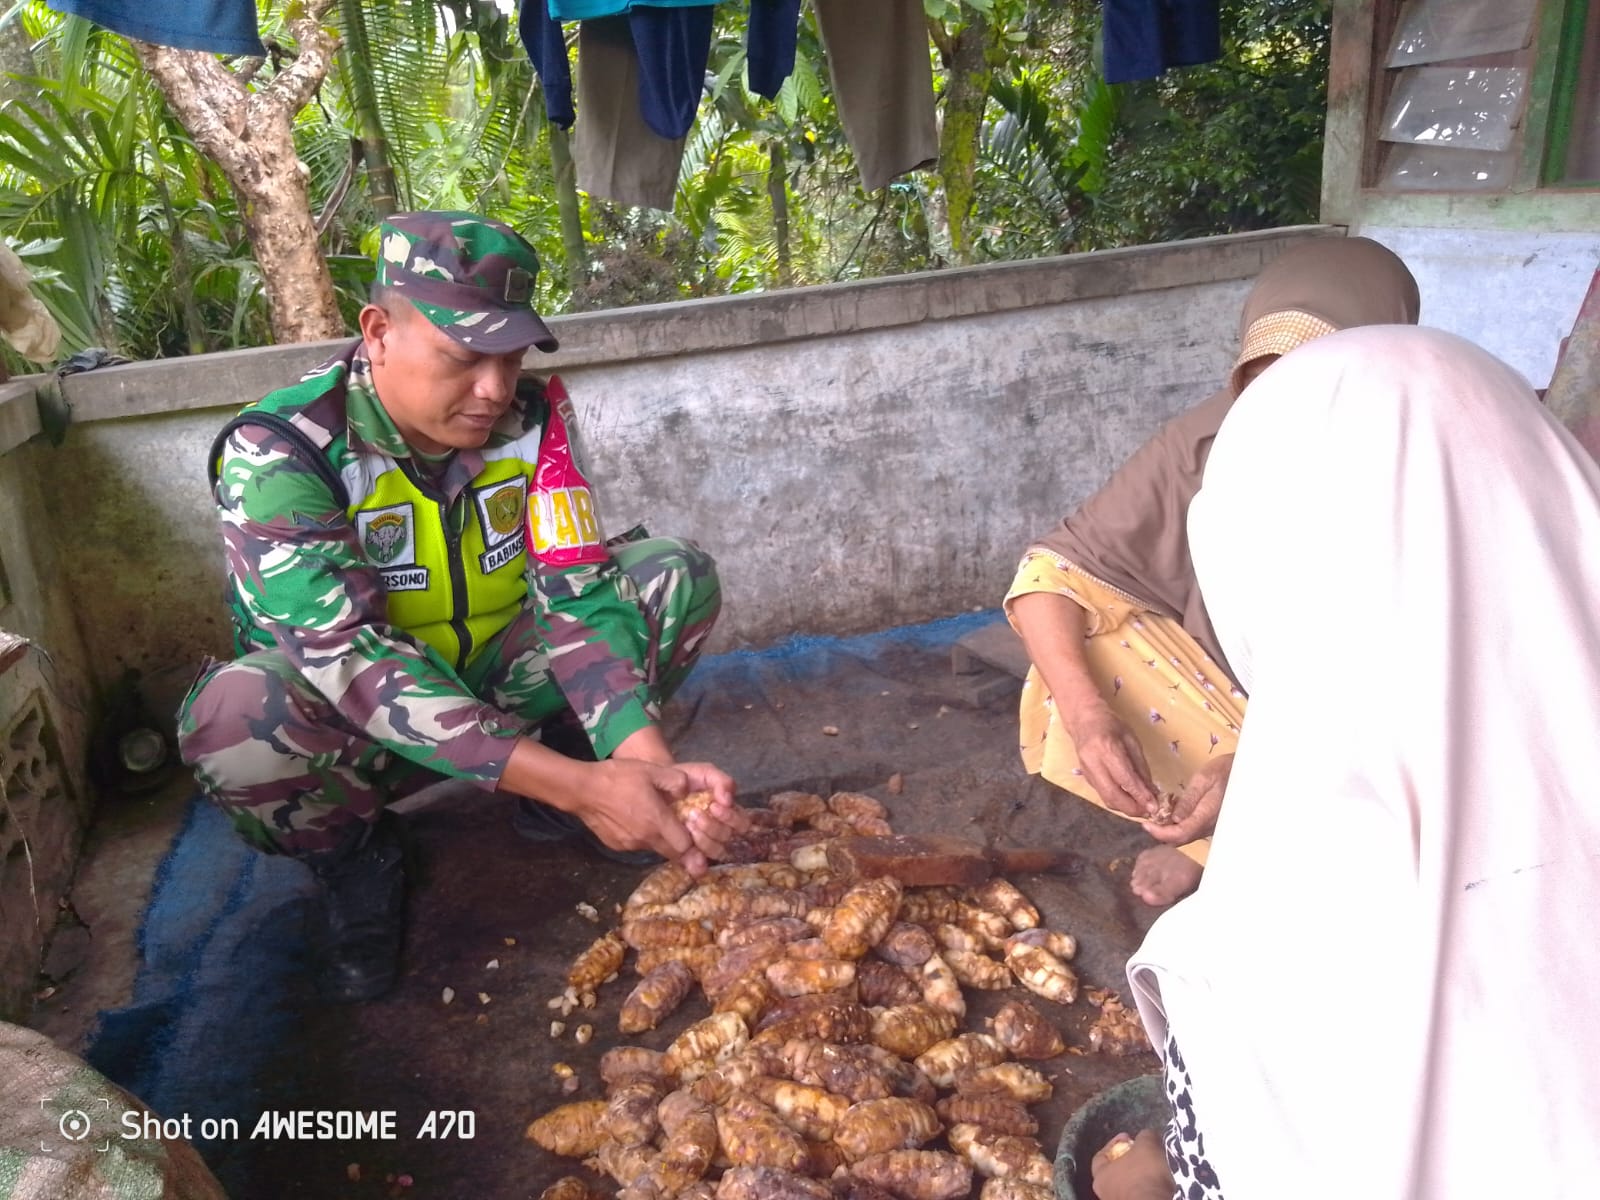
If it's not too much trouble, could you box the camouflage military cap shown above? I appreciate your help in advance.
[376,211,559,353]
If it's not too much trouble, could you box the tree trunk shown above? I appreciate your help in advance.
[133,0,344,344]
[768,140,792,287]
[545,116,589,308]
[936,14,999,266]
[338,0,400,217]
[921,177,951,267]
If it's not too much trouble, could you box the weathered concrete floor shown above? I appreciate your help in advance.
[33,627,1162,1199]
[32,774,195,1052]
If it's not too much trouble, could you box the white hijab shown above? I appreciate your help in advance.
[1128,326,1600,1199]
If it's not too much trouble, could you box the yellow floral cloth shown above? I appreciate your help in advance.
[1003,550,1248,865]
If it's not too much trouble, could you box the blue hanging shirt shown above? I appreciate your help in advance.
[45,0,265,55]
[520,0,576,128]
[746,0,802,99]
[628,6,715,138]
[1102,0,1220,84]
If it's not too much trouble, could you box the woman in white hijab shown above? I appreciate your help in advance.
[1090,325,1600,1200]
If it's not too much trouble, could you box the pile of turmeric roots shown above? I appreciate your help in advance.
[527,789,1151,1200]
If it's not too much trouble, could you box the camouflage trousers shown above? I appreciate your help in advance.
[177,537,720,856]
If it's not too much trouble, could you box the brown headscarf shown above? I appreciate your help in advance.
[1032,236,1422,678]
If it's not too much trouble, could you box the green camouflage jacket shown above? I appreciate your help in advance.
[210,340,655,784]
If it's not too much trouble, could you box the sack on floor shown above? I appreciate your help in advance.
[0,1021,226,1199]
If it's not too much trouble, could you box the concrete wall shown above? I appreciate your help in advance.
[575,283,1226,642]
[7,226,1339,695]
[1353,227,1599,389]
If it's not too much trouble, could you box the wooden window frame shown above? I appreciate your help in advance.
[1323,0,1600,229]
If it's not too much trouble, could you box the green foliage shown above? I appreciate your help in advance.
[311,0,569,316]
[0,13,279,358]
[0,0,1329,361]
[0,0,570,360]
[1075,0,1330,246]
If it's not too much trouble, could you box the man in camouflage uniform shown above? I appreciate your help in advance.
[178,212,744,1002]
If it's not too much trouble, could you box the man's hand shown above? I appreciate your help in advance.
[1065,703,1159,818]
[607,727,749,862]
[1144,752,1233,845]
[1091,1130,1173,1200]
[674,762,750,861]
[502,738,721,876]
[578,758,714,874]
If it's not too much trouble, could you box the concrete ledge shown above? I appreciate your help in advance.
[536,226,1339,374]
[0,380,42,459]
[53,226,1340,425]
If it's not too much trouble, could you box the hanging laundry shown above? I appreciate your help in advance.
[745,0,802,99]
[527,0,789,123]
[45,0,264,55]
[1101,0,1221,84]
[572,17,687,210]
[519,0,576,128]
[519,0,939,207]
[812,0,938,192]
[519,1,714,208]
[629,5,716,139]
[521,2,714,140]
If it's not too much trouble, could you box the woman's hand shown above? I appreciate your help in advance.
[1065,702,1159,818]
[1012,592,1156,817]
[1144,752,1234,844]
[1091,1129,1174,1200]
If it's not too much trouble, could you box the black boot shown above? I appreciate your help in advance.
[306,813,407,1003]
[512,716,663,867]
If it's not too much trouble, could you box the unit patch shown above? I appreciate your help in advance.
[471,478,528,574]
[357,503,416,566]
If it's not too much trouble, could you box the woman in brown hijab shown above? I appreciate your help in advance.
[1005,236,1421,905]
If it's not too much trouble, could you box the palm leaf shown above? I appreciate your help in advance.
[789,52,824,122]
[1069,79,1118,195]
[335,0,453,210]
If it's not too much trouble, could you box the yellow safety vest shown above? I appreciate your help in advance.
[211,350,549,671]
[339,440,539,669]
